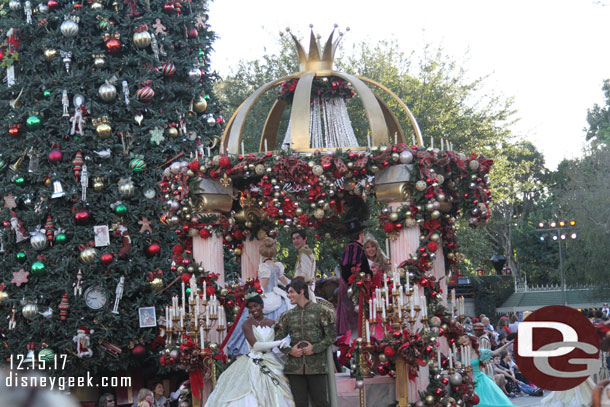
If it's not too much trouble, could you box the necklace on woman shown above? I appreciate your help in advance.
[251,315,265,325]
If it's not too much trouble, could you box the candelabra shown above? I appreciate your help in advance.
[164,275,227,349]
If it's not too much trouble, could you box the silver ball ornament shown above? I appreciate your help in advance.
[60,19,79,38]
[449,372,463,386]
[30,232,48,251]
[98,82,117,102]
[399,150,413,164]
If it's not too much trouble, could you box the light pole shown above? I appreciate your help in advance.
[536,220,577,306]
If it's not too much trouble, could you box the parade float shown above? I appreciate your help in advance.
[161,27,492,407]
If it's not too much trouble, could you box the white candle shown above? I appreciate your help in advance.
[412,134,416,145]
[406,273,410,292]
[206,307,210,326]
[382,303,386,320]
[200,326,204,348]
[385,239,390,258]
[385,289,389,307]
[181,282,186,308]
[369,299,373,320]
[441,138,444,151]
[394,133,398,145]
[207,147,211,157]
[203,281,207,301]
[410,297,414,318]
[449,350,453,369]
[420,296,427,317]
[431,136,434,149]
[367,133,371,148]
[365,320,371,343]
[264,138,268,152]
[397,298,402,319]
[180,308,183,329]
[241,141,245,155]
[437,347,442,369]
[165,306,169,326]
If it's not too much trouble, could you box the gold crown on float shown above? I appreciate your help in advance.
[281,24,349,73]
[245,291,261,300]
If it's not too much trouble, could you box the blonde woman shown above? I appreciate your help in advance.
[363,234,389,288]
[136,389,154,407]
[226,237,291,356]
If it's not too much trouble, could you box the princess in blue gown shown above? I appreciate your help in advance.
[472,349,515,407]
[226,237,291,356]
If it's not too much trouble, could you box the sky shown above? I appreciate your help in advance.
[208,0,610,170]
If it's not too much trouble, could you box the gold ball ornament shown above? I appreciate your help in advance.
[415,180,427,192]
[234,248,242,256]
[220,288,229,296]
[166,127,179,138]
[79,247,98,264]
[431,210,441,219]
[313,208,325,219]
[430,233,440,242]
[0,290,8,304]
[378,354,387,362]
[425,395,436,405]
[93,55,106,68]
[22,303,39,320]
[193,97,207,113]
[389,212,399,222]
[150,277,163,291]
[43,48,58,61]
[133,30,152,48]
[233,306,241,314]
[95,122,112,139]
[93,177,105,191]
[469,160,480,171]
[312,165,323,176]
[429,316,441,327]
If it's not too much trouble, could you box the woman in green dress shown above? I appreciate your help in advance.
[471,348,515,407]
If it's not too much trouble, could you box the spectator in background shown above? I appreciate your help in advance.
[135,389,154,407]
[99,393,116,407]
[0,369,80,407]
[602,303,609,315]
[497,317,510,336]
[508,314,519,333]
[463,317,473,333]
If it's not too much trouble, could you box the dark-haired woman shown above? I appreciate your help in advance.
[205,292,294,407]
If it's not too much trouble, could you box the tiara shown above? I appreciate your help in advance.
[245,291,260,300]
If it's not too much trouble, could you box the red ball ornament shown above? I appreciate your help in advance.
[472,393,480,405]
[376,364,388,375]
[199,229,210,239]
[105,38,121,54]
[218,156,231,169]
[427,242,438,252]
[382,222,395,233]
[47,0,58,8]
[74,210,91,225]
[383,346,396,359]
[132,344,146,359]
[188,160,200,171]
[181,273,191,283]
[145,242,161,257]
[161,62,176,76]
[8,126,19,137]
[100,253,114,265]
[48,149,63,163]
[188,28,198,38]
[395,223,403,230]
[136,85,154,101]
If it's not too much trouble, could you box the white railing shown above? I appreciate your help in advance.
[514,282,596,293]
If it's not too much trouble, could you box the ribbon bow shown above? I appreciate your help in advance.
[77,241,95,251]
[102,32,121,42]
[135,24,149,33]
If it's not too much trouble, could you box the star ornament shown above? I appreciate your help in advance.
[149,127,165,146]
[12,268,30,286]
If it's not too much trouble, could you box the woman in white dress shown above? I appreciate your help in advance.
[226,238,291,356]
[205,292,294,407]
[540,377,596,407]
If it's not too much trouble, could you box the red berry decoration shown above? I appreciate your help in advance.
[188,161,200,171]
[145,242,161,257]
[132,344,146,359]
[218,156,231,169]
[48,148,63,163]
[105,38,121,54]
[74,209,91,225]
[100,253,114,265]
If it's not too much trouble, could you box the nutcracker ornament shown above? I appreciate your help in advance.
[73,326,93,358]
[111,276,124,314]
[73,269,83,296]
[8,305,17,329]
[58,293,70,321]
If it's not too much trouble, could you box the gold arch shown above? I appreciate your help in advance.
[221,71,424,154]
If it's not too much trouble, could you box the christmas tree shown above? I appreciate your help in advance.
[0,0,220,375]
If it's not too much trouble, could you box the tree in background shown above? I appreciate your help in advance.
[0,0,220,375]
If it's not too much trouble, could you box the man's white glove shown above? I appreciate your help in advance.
[278,335,291,349]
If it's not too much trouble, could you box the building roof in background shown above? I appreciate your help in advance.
[497,288,610,313]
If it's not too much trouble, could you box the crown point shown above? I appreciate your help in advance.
[334,23,339,28]
[285,27,291,32]
[346,27,351,31]
[309,23,314,28]
[279,31,284,37]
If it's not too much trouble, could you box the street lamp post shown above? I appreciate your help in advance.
[536,220,577,306]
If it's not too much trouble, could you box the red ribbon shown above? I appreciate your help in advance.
[189,369,204,399]
[135,24,148,33]
[77,241,95,251]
